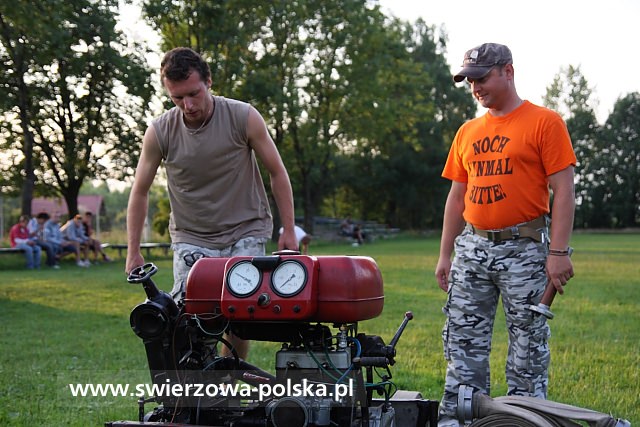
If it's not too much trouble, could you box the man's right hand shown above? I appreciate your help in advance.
[125,251,145,275]
[435,257,452,292]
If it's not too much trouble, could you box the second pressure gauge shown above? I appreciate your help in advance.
[271,260,307,297]
[226,260,261,297]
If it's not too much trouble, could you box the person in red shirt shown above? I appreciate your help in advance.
[9,215,42,269]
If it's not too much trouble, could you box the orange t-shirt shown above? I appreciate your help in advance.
[442,101,576,229]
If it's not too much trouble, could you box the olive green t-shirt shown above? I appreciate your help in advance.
[152,96,272,249]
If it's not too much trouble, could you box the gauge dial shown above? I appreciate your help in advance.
[226,261,261,297]
[271,260,307,297]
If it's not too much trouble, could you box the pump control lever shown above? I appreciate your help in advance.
[388,311,413,350]
[380,311,414,365]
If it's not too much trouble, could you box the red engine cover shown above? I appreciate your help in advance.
[184,257,226,316]
[315,256,384,322]
[184,255,384,323]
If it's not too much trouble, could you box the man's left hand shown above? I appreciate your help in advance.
[278,228,299,252]
[546,255,574,294]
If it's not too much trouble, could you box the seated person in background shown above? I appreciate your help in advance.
[82,212,113,263]
[28,212,59,269]
[352,223,365,246]
[340,216,365,245]
[9,215,42,270]
[44,213,85,267]
[61,214,91,267]
[340,216,355,237]
[279,225,312,254]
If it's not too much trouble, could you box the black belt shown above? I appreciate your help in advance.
[467,216,547,243]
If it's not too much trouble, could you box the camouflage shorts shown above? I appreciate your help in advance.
[170,237,267,302]
[439,228,550,422]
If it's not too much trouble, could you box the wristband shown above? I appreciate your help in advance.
[548,247,573,257]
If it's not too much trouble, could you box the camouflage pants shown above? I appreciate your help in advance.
[171,237,267,302]
[439,228,550,424]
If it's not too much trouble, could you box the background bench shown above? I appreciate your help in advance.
[101,242,171,258]
[311,217,401,243]
[0,247,25,255]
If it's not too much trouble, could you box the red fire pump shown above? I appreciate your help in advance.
[108,252,632,427]
[107,253,438,427]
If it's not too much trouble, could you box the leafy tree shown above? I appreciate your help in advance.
[0,0,153,216]
[543,65,599,119]
[142,0,261,98]
[229,0,411,232]
[0,2,47,212]
[543,66,603,227]
[598,92,640,227]
[152,196,171,237]
[345,19,474,228]
[243,6,473,230]
[266,0,395,232]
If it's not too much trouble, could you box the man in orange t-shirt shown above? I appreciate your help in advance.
[434,43,576,426]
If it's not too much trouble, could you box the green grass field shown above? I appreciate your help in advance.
[1,233,638,426]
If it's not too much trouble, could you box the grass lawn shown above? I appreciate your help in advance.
[0,232,638,426]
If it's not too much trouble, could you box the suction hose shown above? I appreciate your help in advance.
[457,385,631,427]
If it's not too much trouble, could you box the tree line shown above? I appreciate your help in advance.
[1,0,638,236]
[544,66,639,228]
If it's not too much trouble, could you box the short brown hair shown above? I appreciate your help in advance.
[160,47,211,84]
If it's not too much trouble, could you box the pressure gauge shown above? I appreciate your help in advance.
[271,260,307,297]
[226,261,262,297]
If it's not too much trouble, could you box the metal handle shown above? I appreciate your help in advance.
[127,263,158,283]
[127,263,161,299]
[528,283,556,319]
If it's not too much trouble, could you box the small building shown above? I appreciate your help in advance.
[31,195,106,234]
